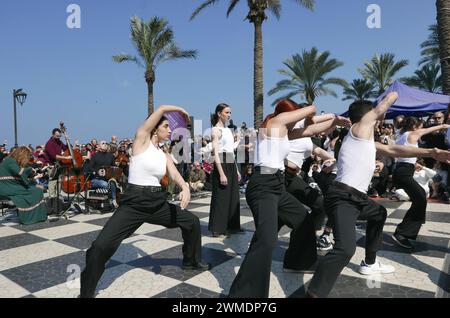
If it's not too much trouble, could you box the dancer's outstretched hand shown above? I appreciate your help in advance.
[335,116,352,127]
[432,148,450,164]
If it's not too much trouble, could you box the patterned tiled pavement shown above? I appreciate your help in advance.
[0,194,448,298]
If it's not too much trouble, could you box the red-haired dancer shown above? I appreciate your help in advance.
[228,100,318,298]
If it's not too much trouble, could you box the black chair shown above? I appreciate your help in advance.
[0,195,12,216]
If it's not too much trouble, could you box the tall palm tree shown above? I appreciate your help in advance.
[436,0,450,94]
[401,64,442,93]
[359,53,409,95]
[268,47,347,105]
[113,16,197,115]
[419,24,440,67]
[190,0,315,128]
[342,79,376,101]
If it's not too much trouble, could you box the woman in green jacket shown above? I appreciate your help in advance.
[0,146,48,225]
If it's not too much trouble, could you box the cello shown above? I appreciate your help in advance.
[59,122,91,193]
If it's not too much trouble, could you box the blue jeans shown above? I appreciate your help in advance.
[91,179,117,200]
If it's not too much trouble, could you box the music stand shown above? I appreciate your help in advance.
[57,168,92,220]
[52,165,67,214]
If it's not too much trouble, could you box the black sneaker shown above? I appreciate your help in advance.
[317,234,333,251]
[182,261,211,271]
[392,233,413,249]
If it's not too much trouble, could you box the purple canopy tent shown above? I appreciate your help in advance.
[341,81,450,119]
[164,111,189,141]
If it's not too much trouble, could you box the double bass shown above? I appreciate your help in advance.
[59,122,91,193]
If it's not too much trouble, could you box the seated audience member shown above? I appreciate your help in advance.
[0,146,48,225]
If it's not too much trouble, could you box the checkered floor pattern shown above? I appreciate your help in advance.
[0,194,448,298]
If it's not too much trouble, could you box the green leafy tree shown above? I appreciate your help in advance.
[268,47,347,105]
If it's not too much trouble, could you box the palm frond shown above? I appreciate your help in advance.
[419,24,440,66]
[268,0,281,20]
[268,79,300,96]
[342,79,376,101]
[359,53,409,93]
[112,54,143,67]
[269,47,345,105]
[156,44,198,66]
[293,0,315,11]
[190,0,221,20]
[400,64,442,93]
[226,0,240,17]
[271,91,299,106]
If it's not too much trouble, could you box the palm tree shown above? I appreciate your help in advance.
[401,64,442,93]
[419,24,440,67]
[113,16,197,115]
[190,0,315,128]
[436,0,450,94]
[359,53,409,95]
[268,47,347,105]
[342,79,377,101]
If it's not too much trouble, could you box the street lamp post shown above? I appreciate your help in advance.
[13,89,27,147]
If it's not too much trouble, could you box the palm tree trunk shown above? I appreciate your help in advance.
[253,20,264,129]
[437,0,450,94]
[147,80,154,116]
[146,69,155,116]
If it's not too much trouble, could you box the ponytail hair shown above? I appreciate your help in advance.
[212,103,230,126]
[261,99,301,128]
[334,128,349,160]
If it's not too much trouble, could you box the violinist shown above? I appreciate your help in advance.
[44,128,71,214]
[0,146,48,225]
[88,141,118,209]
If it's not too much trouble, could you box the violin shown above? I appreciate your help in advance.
[58,121,91,193]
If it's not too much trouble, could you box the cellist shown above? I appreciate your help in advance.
[44,128,72,214]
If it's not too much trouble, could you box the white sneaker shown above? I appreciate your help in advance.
[358,260,395,275]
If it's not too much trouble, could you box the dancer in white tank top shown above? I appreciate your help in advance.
[307,93,450,298]
[392,117,450,249]
[284,114,350,246]
[229,99,319,298]
[80,105,210,298]
[209,103,242,237]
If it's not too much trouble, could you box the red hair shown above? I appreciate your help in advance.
[261,99,301,128]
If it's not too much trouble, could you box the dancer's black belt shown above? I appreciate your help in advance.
[331,181,368,200]
[126,183,164,192]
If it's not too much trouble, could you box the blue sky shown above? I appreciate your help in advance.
[0,0,438,146]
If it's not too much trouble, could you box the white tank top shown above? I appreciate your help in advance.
[286,137,314,169]
[256,131,291,170]
[128,143,167,186]
[335,127,376,193]
[216,127,235,153]
[396,132,418,165]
